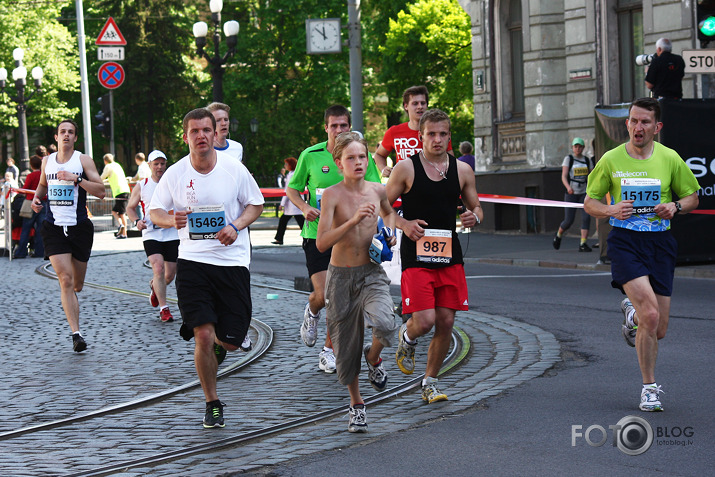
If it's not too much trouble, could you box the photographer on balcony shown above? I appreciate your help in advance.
[644,38,685,100]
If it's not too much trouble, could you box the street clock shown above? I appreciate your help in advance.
[306,18,342,54]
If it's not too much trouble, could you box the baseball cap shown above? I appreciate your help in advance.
[147,150,167,162]
[572,137,585,146]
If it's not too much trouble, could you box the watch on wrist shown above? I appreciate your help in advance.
[674,201,682,215]
[75,176,83,186]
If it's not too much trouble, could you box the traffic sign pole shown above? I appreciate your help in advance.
[109,90,115,156]
[76,0,93,159]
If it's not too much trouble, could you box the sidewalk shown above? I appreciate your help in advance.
[249,215,715,279]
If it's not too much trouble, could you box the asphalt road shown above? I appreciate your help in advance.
[247,247,714,477]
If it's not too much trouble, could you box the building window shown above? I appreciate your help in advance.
[508,0,525,115]
[617,2,645,101]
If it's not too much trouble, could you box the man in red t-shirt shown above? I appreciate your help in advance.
[373,85,453,178]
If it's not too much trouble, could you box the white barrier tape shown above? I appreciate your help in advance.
[478,194,584,208]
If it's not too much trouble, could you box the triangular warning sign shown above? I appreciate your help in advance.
[96,17,127,46]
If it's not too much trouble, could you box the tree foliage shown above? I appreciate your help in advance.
[1,0,476,177]
[365,0,473,142]
[85,0,201,165]
[0,0,80,133]
[219,0,352,184]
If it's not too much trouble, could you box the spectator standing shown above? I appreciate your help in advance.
[645,38,685,100]
[553,138,594,252]
[100,153,131,239]
[5,157,19,182]
[14,154,46,258]
[273,157,305,245]
[457,141,476,171]
[131,152,151,181]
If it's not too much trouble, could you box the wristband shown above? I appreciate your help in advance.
[229,223,239,234]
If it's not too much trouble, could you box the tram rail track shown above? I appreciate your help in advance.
[4,259,470,476]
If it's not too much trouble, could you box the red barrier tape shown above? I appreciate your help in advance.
[7,185,714,214]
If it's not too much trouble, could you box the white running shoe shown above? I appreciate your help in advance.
[621,298,637,347]
[240,335,252,352]
[640,385,664,411]
[319,348,336,373]
[364,345,388,392]
[300,302,319,347]
[348,405,367,433]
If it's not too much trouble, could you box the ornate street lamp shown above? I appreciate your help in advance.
[0,48,43,171]
[192,0,239,103]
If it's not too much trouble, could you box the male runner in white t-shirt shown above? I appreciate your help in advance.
[207,102,244,162]
[150,108,264,428]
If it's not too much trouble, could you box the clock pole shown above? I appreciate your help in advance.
[348,0,364,133]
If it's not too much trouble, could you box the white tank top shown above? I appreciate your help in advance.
[140,177,179,242]
[44,151,87,226]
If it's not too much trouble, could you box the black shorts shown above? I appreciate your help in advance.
[303,238,332,277]
[112,192,130,214]
[175,259,251,347]
[608,227,677,297]
[41,219,94,262]
[143,239,179,262]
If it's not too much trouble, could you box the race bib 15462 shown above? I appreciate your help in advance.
[188,204,226,240]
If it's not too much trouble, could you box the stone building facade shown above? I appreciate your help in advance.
[458,0,700,233]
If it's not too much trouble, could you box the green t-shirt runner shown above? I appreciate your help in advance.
[586,142,700,232]
[288,140,381,239]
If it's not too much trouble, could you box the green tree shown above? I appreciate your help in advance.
[0,1,80,133]
[364,0,473,142]
[86,0,201,166]
[217,0,352,184]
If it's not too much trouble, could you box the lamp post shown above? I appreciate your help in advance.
[0,48,43,172]
[192,0,239,103]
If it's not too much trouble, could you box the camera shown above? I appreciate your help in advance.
[635,54,654,66]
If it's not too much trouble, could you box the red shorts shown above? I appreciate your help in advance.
[401,265,469,313]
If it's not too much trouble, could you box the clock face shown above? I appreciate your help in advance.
[307,19,341,54]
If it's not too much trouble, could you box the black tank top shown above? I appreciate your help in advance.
[401,153,463,270]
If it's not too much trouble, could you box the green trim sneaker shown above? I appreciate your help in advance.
[640,385,664,412]
[421,377,448,403]
[203,401,226,428]
[396,323,416,375]
[621,298,637,347]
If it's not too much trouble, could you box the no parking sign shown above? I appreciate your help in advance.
[98,62,125,89]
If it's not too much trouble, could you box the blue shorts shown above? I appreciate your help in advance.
[607,227,677,297]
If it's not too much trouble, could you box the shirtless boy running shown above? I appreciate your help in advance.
[316,132,405,433]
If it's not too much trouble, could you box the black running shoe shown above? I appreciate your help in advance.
[72,333,87,352]
[214,343,227,365]
[203,401,225,428]
[579,243,592,252]
[552,233,562,250]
